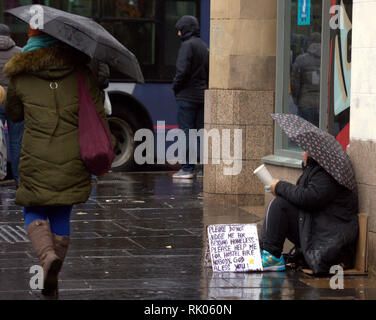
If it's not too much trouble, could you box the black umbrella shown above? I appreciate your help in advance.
[272,113,357,191]
[6,5,144,83]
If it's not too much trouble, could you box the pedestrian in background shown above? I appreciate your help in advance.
[3,26,108,298]
[291,33,321,127]
[172,15,209,179]
[0,23,22,185]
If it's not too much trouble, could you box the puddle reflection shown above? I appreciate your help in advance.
[208,271,290,300]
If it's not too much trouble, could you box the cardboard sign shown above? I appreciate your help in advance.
[207,224,263,272]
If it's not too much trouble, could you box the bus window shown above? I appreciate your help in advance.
[100,21,156,66]
[101,0,156,19]
[164,1,198,67]
[98,0,158,81]
[43,0,99,17]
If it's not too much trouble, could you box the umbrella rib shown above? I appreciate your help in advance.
[55,21,137,62]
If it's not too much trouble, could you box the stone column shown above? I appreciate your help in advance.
[347,0,376,275]
[204,0,277,206]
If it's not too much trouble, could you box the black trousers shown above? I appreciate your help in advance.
[260,197,300,258]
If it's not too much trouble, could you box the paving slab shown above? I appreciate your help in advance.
[0,171,374,300]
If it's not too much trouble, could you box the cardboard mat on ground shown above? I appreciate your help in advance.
[205,224,263,272]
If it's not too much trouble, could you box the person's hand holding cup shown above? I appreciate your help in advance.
[254,165,280,196]
[270,179,280,196]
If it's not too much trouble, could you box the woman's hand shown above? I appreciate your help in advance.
[270,179,280,196]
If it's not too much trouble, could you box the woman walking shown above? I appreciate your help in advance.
[3,27,108,298]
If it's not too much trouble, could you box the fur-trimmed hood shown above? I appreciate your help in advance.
[3,45,89,80]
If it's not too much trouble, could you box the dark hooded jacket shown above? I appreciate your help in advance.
[291,43,321,109]
[275,158,359,275]
[172,16,209,104]
[0,35,21,91]
[3,45,108,207]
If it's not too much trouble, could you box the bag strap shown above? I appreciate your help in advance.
[77,68,87,93]
[76,68,95,109]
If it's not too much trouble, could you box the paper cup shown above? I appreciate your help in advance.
[253,164,274,186]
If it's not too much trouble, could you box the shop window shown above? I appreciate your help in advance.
[329,0,352,149]
[275,0,324,157]
[274,0,352,160]
[290,0,322,129]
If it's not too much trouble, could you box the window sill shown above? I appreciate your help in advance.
[261,154,302,169]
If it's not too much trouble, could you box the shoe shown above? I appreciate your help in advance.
[26,220,62,297]
[172,169,194,179]
[261,250,286,272]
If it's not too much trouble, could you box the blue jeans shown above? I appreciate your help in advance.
[0,104,24,183]
[23,206,73,236]
[176,100,204,173]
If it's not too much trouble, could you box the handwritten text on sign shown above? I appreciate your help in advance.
[208,224,263,272]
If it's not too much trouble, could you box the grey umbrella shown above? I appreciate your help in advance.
[6,5,144,83]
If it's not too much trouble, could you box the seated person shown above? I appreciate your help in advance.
[259,151,359,275]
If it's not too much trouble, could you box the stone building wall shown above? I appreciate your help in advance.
[348,0,376,275]
[204,0,278,207]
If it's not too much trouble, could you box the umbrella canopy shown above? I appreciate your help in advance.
[271,113,357,191]
[6,5,144,83]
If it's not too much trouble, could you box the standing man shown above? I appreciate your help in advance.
[172,15,209,179]
[0,24,22,185]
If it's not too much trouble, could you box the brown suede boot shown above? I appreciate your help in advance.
[26,220,62,297]
[52,234,70,272]
[51,234,70,299]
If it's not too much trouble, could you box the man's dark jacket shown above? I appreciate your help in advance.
[275,158,359,275]
[173,16,209,104]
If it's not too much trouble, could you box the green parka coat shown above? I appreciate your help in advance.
[3,45,108,207]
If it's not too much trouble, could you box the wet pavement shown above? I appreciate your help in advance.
[0,171,375,300]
